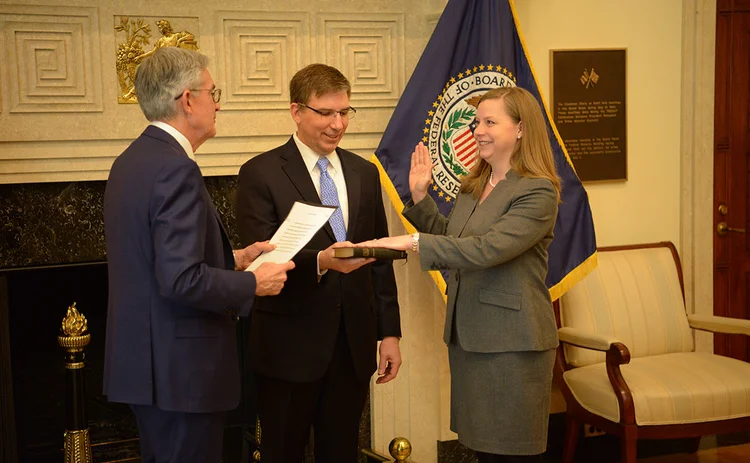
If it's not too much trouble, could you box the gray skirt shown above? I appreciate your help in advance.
[448,344,556,455]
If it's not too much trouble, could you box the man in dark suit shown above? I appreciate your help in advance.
[103,47,294,463]
[236,64,402,462]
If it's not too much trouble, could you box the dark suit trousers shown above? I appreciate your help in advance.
[130,404,226,463]
[256,323,369,463]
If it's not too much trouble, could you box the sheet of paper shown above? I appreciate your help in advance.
[246,201,336,272]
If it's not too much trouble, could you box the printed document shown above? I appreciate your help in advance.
[246,201,336,272]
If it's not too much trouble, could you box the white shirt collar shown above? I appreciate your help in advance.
[150,121,195,161]
[293,132,342,176]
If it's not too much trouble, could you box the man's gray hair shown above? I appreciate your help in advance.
[134,47,208,122]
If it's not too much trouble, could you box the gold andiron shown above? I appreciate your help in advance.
[253,415,262,462]
[58,303,92,463]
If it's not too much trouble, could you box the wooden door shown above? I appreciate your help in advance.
[714,0,750,360]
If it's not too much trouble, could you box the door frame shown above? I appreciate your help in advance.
[680,0,717,354]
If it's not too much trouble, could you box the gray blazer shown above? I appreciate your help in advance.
[403,169,559,353]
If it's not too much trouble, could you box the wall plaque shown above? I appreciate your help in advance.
[551,48,626,181]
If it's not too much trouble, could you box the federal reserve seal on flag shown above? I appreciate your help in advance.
[425,66,516,201]
[374,0,597,299]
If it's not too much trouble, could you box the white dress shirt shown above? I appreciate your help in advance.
[293,133,350,277]
[150,121,195,162]
[292,132,349,229]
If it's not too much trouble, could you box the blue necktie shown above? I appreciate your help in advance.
[316,157,347,242]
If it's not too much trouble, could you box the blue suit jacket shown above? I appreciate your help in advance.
[103,125,257,413]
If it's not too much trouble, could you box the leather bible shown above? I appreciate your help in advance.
[333,247,407,260]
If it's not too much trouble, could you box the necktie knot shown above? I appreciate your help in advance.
[316,157,330,172]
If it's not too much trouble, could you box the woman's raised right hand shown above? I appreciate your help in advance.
[409,142,433,204]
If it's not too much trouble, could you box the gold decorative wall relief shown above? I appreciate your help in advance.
[115,17,200,103]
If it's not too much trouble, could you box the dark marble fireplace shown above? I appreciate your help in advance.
[0,178,253,462]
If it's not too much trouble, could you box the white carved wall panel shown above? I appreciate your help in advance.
[316,13,404,108]
[0,5,103,113]
[215,11,310,110]
[0,5,423,183]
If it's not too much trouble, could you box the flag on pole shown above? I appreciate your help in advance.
[371,0,597,300]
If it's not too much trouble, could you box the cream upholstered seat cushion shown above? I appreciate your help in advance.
[564,352,750,425]
[560,247,694,368]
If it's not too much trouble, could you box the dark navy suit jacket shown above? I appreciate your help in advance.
[103,125,257,413]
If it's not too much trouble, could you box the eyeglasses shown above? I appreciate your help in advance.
[298,103,356,120]
[174,88,222,103]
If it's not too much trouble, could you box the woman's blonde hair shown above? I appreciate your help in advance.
[460,86,561,202]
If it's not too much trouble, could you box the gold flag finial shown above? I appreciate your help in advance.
[61,302,88,337]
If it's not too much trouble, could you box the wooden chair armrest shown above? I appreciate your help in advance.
[606,342,635,424]
[557,327,636,424]
[688,314,750,336]
[558,327,622,351]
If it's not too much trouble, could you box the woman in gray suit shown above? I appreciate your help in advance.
[363,87,560,462]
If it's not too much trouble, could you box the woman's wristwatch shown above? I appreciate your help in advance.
[411,233,420,252]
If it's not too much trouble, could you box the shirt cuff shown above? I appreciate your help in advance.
[316,251,328,278]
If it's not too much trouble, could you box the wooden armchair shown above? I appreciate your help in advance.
[554,242,750,463]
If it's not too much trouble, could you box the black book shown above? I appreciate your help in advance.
[333,247,407,260]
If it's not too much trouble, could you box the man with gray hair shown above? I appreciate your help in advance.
[103,47,294,462]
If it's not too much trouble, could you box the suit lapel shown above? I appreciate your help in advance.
[457,169,520,237]
[339,149,360,241]
[280,138,320,203]
[453,194,478,238]
[280,138,336,241]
